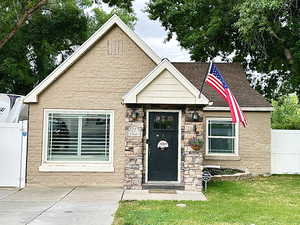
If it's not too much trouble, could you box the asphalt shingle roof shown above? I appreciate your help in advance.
[172,62,271,107]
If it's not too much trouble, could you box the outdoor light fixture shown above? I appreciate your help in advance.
[192,111,199,121]
[132,111,138,120]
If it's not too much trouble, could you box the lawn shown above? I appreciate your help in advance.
[113,175,300,225]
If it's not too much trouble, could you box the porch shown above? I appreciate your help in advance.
[124,105,204,191]
[122,60,209,192]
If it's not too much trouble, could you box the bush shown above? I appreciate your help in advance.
[272,95,300,129]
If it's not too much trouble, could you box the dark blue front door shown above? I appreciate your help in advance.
[148,112,178,181]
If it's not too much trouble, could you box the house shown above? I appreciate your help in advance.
[24,15,272,191]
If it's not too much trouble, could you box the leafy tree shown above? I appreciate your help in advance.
[272,95,300,129]
[0,0,133,49]
[88,7,136,36]
[0,0,135,95]
[147,0,300,100]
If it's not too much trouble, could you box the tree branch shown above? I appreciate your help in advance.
[0,0,48,49]
[269,29,293,64]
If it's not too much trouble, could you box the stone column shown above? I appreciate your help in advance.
[124,107,144,190]
[182,107,204,192]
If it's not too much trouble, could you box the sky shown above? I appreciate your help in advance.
[131,0,191,62]
[100,0,191,62]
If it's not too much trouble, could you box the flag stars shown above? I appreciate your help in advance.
[206,63,247,127]
[210,65,228,88]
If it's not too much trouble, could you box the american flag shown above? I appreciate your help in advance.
[205,63,247,127]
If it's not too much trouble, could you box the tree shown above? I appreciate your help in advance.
[271,95,300,129]
[0,0,133,50]
[0,0,48,49]
[147,0,300,100]
[0,0,135,95]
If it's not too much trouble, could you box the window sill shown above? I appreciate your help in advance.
[39,163,114,172]
[204,155,240,161]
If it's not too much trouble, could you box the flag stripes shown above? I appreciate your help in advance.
[205,63,247,127]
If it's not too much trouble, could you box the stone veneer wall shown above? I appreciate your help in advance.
[181,108,204,191]
[124,107,144,189]
[124,105,204,191]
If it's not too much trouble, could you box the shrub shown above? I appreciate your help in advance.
[271,95,300,129]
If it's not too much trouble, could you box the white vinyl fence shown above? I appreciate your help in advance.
[272,129,300,174]
[0,121,27,188]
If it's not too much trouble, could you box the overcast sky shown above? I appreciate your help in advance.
[131,0,191,62]
[94,0,227,62]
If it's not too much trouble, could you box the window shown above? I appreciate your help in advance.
[153,115,175,130]
[44,110,113,163]
[206,118,238,155]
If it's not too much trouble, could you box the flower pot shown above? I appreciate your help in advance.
[190,145,201,150]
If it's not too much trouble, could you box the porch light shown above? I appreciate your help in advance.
[192,111,199,121]
[132,111,138,120]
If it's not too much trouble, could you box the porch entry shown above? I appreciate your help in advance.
[148,111,179,181]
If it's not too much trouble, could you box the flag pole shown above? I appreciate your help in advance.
[199,61,213,98]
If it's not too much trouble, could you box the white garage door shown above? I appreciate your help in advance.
[0,121,27,187]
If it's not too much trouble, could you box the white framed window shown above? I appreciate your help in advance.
[206,118,238,156]
[40,109,114,172]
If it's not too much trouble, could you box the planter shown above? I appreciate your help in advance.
[211,171,252,181]
[190,145,201,150]
[203,167,252,181]
[188,137,204,151]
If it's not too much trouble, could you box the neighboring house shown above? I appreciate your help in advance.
[24,15,272,191]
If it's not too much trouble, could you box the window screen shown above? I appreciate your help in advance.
[46,112,111,161]
[207,120,236,154]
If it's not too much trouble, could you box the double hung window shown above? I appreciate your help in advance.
[206,118,238,155]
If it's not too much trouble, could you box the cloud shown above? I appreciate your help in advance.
[142,36,191,62]
[132,0,191,61]
[99,0,192,61]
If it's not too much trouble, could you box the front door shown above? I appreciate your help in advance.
[148,111,179,181]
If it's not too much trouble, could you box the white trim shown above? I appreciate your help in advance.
[39,163,114,172]
[123,59,209,105]
[203,106,273,112]
[205,117,239,157]
[203,165,221,169]
[41,109,114,172]
[24,15,161,103]
[145,109,182,183]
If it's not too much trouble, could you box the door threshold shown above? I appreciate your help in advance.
[146,181,180,184]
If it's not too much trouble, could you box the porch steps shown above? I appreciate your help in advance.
[142,183,185,190]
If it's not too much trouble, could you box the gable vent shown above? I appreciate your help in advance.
[107,40,124,56]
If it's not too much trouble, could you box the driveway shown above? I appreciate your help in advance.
[0,186,123,225]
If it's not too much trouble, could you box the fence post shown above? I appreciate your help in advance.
[19,120,28,188]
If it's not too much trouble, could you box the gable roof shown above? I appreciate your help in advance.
[24,15,161,103]
[172,62,272,109]
[123,59,209,104]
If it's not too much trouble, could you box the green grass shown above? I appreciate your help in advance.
[113,175,300,225]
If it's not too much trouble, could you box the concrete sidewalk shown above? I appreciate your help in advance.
[122,190,207,201]
[0,187,123,225]
[0,187,206,225]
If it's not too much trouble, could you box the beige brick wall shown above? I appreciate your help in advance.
[27,25,156,186]
[203,111,271,174]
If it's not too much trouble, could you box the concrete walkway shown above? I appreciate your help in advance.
[122,190,207,201]
[0,187,206,225]
[0,187,123,225]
